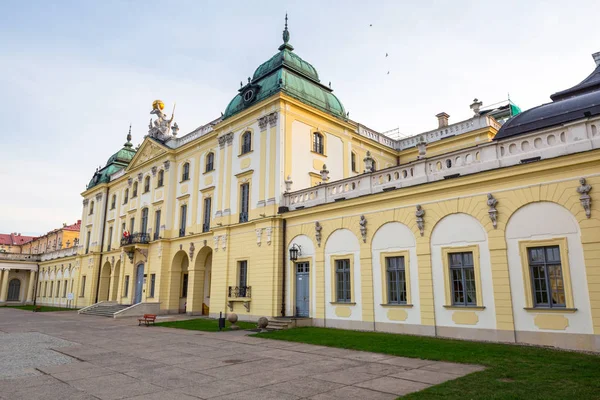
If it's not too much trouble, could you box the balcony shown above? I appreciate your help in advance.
[120,233,150,247]
[202,223,210,233]
[227,286,251,312]
[239,212,248,223]
[153,232,160,241]
[179,229,186,237]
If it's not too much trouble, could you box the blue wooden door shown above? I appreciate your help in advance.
[295,262,309,317]
[134,264,144,304]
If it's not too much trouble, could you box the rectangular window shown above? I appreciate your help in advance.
[154,210,161,240]
[239,183,249,223]
[238,260,248,297]
[386,256,407,304]
[38,282,42,297]
[85,231,91,254]
[203,197,212,232]
[149,274,156,298]
[121,222,126,237]
[528,246,566,308]
[56,281,60,298]
[44,282,48,297]
[335,259,351,303]
[182,273,189,297]
[140,208,148,234]
[449,252,477,306]
[50,282,54,297]
[313,132,324,154]
[351,152,357,172]
[80,276,86,297]
[130,217,135,234]
[107,226,113,251]
[124,275,130,297]
[179,204,187,237]
[63,280,68,297]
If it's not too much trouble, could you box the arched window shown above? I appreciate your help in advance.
[205,152,214,172]
[124,188,129,204]
[351,152,357,172]
[89,201,94,215]
[144,176,150,193]
[157,170,164,187]
[7,279,20,301]
[132,181,138,197]
[313,132,324,154]
[372,159,377,172]
[182,162,190,181]
[241,131,252,154]
[111,194,116,210]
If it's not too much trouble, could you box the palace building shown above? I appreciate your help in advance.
[9,19,600,352]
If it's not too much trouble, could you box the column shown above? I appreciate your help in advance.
[26,270,36,303]
[0,269,9,303]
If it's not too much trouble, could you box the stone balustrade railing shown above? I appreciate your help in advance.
[357,115,501,151]
[0,253,41,262]
[40,246,78,261]
[167,117,221,149]
[283,119,600,210]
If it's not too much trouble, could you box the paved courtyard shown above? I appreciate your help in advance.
[0,308,483,399]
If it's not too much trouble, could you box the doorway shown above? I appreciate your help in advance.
[134,263,144,304]
[7,279,20,302]
[295,262,310,317]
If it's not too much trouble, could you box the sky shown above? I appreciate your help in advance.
[1,0,598,235]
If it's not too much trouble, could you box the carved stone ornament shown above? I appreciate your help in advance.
[218,132,234,149]
[213,236,219,252]
[363,151,374,173]
[359,215,368,243]
[415,205,425,236]
[127,177,133,187]
[577,177,592,218]
[256,228,263,246]
[82,199,89,206]
[487,193,499,229]
[320,164,330,183]
[163,160,171,171]
[258,116,268,131]
[267,112,278,127]
[189,242,195,261]
[221,235,227,251]
[111,256,115,267]
[151,166,157,176]
[157,243,162,259]
[95,193,103,201]
[266,227,272,245]
[148,99,176,141]
[137,173,143,182]
[416,136,427,159]
[284,175,293,193]
[315,221,323,247]
[88,257,93,268]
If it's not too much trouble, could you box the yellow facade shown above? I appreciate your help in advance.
[22,23,600,352]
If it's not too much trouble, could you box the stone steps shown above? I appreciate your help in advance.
[79,303,130,318]
[266,318,293,330]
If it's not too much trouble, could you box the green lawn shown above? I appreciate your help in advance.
[255,327,600,399]
[2,305,78,312]
[155,317,257,332]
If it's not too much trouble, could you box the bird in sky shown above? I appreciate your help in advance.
[369,24,372,27]
[386,53,388,57]
[387,71,390,75]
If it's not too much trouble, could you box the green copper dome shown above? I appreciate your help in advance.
[223,17,346,121]
[87,129,137,189]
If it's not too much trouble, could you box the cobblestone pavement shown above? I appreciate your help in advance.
[0,308,483,399]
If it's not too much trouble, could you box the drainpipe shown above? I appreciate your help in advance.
[94,187,109,303]
[281,219,286,317]
[32,263,40,307]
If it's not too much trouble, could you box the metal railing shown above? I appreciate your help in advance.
[228,286,251,298]
[202,223,210,233]
[120,233,150,246]
[239,212,248,223]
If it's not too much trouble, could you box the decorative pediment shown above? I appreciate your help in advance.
[127,138,170,170]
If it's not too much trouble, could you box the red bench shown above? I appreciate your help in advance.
[138,314,157,326]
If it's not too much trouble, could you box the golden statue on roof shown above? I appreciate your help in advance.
[148,99,176,141]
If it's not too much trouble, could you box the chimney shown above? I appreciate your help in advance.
[436,112,450,128]
[593,52,600,67]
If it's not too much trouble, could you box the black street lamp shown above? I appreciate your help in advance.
[289,243,301,261]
